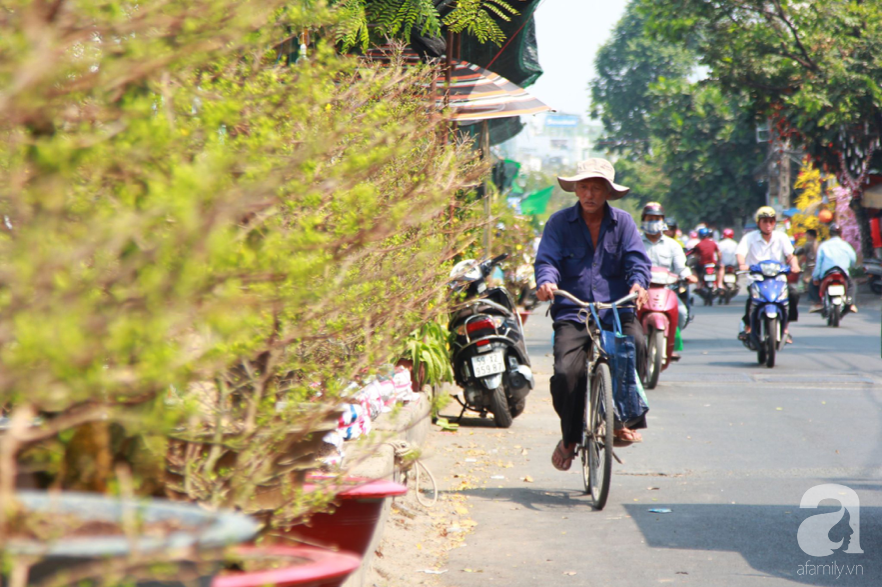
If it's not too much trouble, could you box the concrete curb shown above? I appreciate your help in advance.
[340,387,434,587]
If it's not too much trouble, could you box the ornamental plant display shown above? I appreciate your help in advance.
[0,0,494,560]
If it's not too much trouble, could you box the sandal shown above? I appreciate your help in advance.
[613,428,643,446]
[551,440,576,471]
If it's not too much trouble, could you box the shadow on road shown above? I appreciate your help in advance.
[440,485,595,512]
[622,502,881,585]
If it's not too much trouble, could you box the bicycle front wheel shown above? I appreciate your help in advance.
[582,361,614,509]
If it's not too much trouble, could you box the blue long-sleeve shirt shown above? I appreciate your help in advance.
[534,202,651,325]
[812,237,857,281]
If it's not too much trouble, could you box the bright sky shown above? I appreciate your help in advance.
[528,0,630,118]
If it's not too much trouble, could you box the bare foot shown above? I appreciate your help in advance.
[551,440,577,471]
[613,428,643,446]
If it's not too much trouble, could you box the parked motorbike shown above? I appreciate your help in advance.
[818,266,850,327]
[448,254,534,428]
[864,257,882,295]
[719,265,740,305]
[638,267,681,389]
[740,260,791,368]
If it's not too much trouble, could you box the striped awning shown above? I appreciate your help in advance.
[360,48,552,122]
[440,60,552,122]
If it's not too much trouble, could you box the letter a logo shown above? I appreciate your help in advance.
[797,484,863,556]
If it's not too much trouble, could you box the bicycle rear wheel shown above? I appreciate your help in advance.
[582,361,614,509]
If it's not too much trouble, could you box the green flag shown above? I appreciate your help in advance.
[519,186,553,215]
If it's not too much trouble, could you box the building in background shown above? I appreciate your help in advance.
[497,112,606,173]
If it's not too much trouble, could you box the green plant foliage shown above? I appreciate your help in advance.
[400,317,454,387]
[0,0,487,525]
[443,0,519,46]
[334,0,520,51]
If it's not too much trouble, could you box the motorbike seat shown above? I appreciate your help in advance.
[481,287,516,312]
[821,267,848,280]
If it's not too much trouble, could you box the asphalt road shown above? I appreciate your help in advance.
[428,291,882,586]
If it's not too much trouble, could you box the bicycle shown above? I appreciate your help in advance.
[552,289,638,510]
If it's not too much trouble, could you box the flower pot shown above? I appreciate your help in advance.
[213,545,361,587]
[395,358,426,392]
[268,477,407,557]
[5,490,259,586]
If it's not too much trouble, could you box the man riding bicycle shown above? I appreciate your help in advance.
[534,159,651,472]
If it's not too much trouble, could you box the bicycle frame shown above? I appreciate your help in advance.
[554,290,637,385]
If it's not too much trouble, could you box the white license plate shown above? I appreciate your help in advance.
[827,285,846,296]
[471,351,506,377]
[724,274,737,283]
[704,274,716,282]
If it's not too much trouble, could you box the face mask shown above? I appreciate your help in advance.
[643,220,665,235]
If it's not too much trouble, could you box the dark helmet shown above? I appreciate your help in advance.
[828,222,842,236]
[641,201,665,220]
[666,217,678,229]
[697,227,710,239]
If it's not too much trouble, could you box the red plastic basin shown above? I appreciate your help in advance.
[214,545,361,587]
[272,476,407,557]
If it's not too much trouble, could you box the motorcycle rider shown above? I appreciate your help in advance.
[719,228,738,270]
[736,206,801,343]
[663,217,682,244]
[692,227,723,292]
[810,223,858,314]
[641,202,698,332]
[534,158,651,471]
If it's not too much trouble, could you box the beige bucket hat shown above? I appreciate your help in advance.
[557,158,630,199]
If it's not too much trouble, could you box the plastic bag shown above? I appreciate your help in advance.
[600,328,649,427]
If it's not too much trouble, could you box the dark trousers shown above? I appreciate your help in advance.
[551,318,646,447]
[742,284,800,326]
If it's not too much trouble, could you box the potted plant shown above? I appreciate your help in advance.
[398,318,455,392]
[214,545,361,587]
[3,490,259,586]
[0,2,488,581]
[263,475,407,557]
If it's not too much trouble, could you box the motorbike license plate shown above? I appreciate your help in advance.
[724,274,737,283]
[471,351,506,378]
[704,274,716,282]
[827,285,846,296]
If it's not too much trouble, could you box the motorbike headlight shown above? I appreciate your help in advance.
[761,263,783,277]
[775,274,788,282]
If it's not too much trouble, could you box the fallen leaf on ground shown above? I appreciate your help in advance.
[564,571,577,576]
[523,475,534,483]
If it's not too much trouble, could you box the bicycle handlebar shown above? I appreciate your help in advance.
[553,290,637,310]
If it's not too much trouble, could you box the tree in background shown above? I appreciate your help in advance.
[643,0,882,256]
[648,80,767,227]
[589,0,765,227]
[590,0,694,159]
